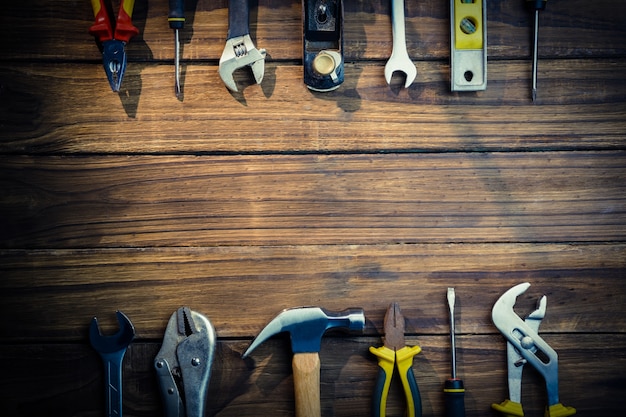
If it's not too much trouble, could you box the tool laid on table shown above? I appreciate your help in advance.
[491,283,576,417]
[168,0,185,98]
[527,0,548,101]
[242,306,365,417]
[303,0,344,91]
[444,288,465,417]
[90,311,136,417]
[89,0,139,92]
[385,0,417,88]
[219,0,266,92]
[369,302,422,417]
[154,307,216,417]
[450,0,487,91]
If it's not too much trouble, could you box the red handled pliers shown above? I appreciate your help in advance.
[89,0,139,91]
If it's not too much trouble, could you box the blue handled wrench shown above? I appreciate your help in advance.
[90,311,135,417]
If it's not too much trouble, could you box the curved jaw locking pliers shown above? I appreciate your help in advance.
[155,307,216,417]
[491,283,575,417]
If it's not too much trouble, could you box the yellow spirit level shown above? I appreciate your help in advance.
[450,0,486,91]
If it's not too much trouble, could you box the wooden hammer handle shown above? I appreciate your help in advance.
[292,352,321,417]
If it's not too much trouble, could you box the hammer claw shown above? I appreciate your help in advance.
[243,306,365,417]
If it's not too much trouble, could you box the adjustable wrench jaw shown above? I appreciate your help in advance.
[155,307,216,417]
[219,0,266,92]
[219,35,266,92]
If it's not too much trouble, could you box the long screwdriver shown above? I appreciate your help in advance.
[444,288,465,417]
[169,0,185,98]
[527,0,547,102]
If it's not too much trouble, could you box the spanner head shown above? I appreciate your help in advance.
[90,310,135,354]
[384,58,417,89]
[219,35,266,92]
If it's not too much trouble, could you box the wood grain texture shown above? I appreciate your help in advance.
[1,244,624,341]
[1,335,625,417]
[1,0,625,61]
[293,353,322,417]
[1,0,625,416]
[1,153,624,248]
[1,60,626,153]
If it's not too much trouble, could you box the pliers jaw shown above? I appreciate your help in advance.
[102,40,127,92]
[369,303,422,417]
[155,307,216,417]
[491,283,576,417]
[89,0,138,92]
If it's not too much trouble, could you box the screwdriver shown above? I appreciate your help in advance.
[444,288,465,417]
[168,0,185,98]
[527,0,548,101]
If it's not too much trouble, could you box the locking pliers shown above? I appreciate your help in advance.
[491,283,575,417]
[154,307,216,417]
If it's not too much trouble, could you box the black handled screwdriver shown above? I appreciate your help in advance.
[444,288,466,417]
[169,0,185,98]
[527,0,548,101]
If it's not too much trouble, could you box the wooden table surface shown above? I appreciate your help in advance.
[1,0,625,416]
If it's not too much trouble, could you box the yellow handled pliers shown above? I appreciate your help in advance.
[369,302,422,417]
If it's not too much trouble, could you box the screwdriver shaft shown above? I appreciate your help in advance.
[444,287,465,417]
[169,0,185,98]
[531,9,539,102]
[174,29,181,98]
[447,287,457,379]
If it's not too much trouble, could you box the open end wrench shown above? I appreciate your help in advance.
[90,311,135,417]
[218,0,266,92]
[385,0,417,88]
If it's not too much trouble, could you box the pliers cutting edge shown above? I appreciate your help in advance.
[154,307,216,417]
[491,283,576,417]
[89,0,139,91]
[369,302,422,417]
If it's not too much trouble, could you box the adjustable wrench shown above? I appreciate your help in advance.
[219,0,266,92]
[90,311,135,417]
[385,0,417,88]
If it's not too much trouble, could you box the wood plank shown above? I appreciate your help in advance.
[1,244,624,341]
[1,335,623,416]
[1,60,625,153]
[1,0,625,61]
[1,152,624,248]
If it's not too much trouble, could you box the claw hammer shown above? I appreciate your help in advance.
[242,306,365,417]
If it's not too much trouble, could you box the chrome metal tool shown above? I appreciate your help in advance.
[385,0,417,88]
[527,0,548,101]
[219,0,266,92]
[450,0,486,91]
[444,288,465,417]
[155,307,216,417]
[168,0,185,98]
[491,283,576,417]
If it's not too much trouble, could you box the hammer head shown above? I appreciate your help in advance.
[242,307,365,357]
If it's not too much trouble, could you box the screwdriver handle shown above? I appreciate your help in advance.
[444,378,466,417]
[169,0,185,30]
[445,288,465,417]
[526,0,547,11]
